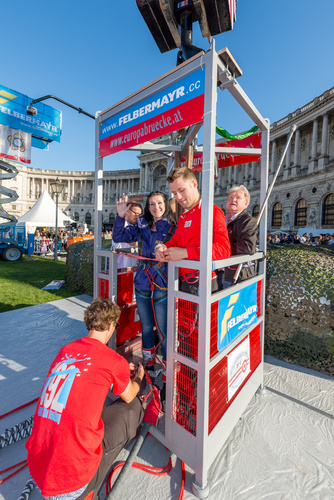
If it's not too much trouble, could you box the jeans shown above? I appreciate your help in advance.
[135,288,168,361]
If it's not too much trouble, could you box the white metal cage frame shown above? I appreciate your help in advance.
[94,40,269,498]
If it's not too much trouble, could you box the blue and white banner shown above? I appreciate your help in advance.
[218,282,258,351]
[0,85,62,143]
[0,124,31,164]
[32,137,50,150]
[100,68,205,156]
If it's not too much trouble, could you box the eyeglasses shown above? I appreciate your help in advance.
[128,208,141,217]
[115,322,121,329]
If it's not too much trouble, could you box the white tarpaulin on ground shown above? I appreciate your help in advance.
[0,296,333,500]
[17,190,73,232]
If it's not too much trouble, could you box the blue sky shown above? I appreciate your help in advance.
[2,0,333,172]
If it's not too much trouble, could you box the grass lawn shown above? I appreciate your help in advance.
[0,255,77,313]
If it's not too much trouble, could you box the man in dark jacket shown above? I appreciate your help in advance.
[224,185,257,286]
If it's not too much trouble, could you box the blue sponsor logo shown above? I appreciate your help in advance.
[218,283,258,351]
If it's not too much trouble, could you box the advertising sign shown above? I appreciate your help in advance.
[181,133,261,171]
[100,68,205,157]
[227,335,250,400]
[0,85,62,142]
[0,124,31,164]
[218,282,258,351]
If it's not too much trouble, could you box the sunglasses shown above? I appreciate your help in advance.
[128,208,141,217]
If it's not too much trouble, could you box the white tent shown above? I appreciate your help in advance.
[17,190,73,232]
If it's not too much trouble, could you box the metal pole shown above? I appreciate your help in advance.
[257,125,296,226]
[54,193,59,261]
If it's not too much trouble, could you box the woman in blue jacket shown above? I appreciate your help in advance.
[113,192,175,369]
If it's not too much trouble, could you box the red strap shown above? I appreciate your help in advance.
[0,398,38,420]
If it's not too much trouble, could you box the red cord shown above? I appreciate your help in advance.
[0,398,38,420]
[178,460,186,500]
[0,460,28,484]
[106,455,186,499]
[106,457,172,495]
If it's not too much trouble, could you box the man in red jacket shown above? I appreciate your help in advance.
[155,167,230,294]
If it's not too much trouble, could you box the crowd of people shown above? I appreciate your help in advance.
[268,231,334,247]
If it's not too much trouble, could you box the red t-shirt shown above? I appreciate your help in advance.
[165,201,231,276]
[26,337,130,496]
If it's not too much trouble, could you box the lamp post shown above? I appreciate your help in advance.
[50,177,65,261]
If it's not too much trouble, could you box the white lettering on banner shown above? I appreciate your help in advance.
[116,83,196,127]
[0,105,58,132]
[227,305,257,331]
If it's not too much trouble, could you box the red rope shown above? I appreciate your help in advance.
[0,398,38,420]
[178,460,186,500]
[0,460,28,484]
[106,457,173,495]
[106,454,186,498]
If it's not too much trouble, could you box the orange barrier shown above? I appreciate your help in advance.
[67,235,94,247]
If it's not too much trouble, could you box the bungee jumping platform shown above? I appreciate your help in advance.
[0,296,333,499]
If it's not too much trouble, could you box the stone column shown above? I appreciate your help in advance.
[283,141,291,181]
[269,140,276,183]
[139,164,143,191]
[308,119,318,174]
[132,179,134,193]
[227,166,232,190]
[244,163,249,187]
[249,162,256,188]
[120,179,123,196]
[291,128,300,177]
[144,163,149,192]
[80,180,83,202]
[233,165,238,184]
[84,180,87,201]
[318,113,329,170]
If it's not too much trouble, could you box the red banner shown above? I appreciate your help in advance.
[182,133,261,172]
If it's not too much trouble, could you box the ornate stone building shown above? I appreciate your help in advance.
[1,87,333,232]
[214,87,334,233]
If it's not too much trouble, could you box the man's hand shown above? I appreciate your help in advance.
[155,245,167,262]
[116,195,129,218]
[164,247,188,261]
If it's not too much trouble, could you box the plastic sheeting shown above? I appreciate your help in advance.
[0,297,333,500]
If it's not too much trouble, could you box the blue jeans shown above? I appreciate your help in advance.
[135,288,167,361]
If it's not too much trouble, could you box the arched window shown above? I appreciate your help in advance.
[272,202,282,227]
[294,199,307,227]
[252,204,260,218]
[109,212,116,223]
[74,212,79,221]
[85,212,92,225]
[322,193,334,226]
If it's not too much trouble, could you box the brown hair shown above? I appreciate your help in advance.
[166,167,197,184]
[84,298,120,332]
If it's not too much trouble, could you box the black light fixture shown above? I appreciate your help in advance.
[136,0,237,63]
[27,95,95,119]
[50,177,65,262]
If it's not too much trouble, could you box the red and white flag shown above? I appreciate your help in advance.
[0,124,31,164]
